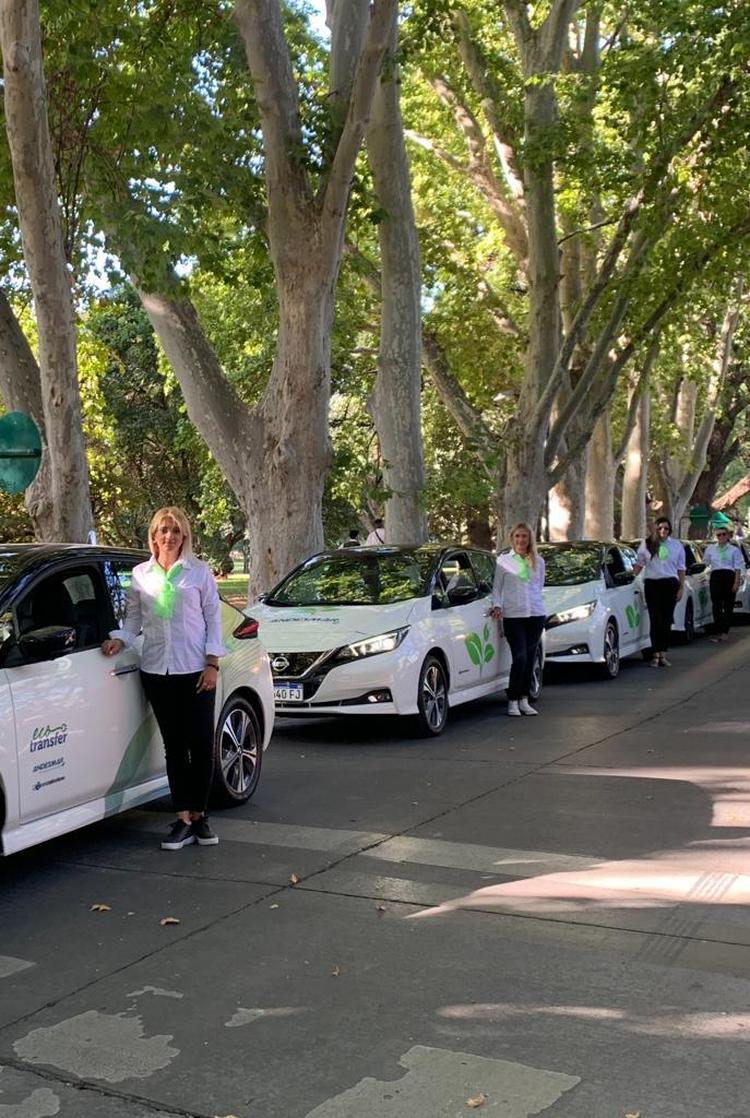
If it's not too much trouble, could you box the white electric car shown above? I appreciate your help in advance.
[252,545,543,735]
[540,542,650,677]
[0,545,274,855]
[733,541,750,616]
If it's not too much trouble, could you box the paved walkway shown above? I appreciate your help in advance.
[1,630,750,1116]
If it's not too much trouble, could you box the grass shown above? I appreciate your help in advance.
[216,571,249,606]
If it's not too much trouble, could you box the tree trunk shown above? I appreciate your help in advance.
[366,10,426,544]
[621,384,650,539]
[0,289,54,536]
[548,462,586,540]
[0,0,91,540]
[584,407,615,538]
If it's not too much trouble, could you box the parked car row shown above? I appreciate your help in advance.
[1,536,744,855]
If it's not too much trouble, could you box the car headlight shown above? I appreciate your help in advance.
[333,627,410,662]
[546,602,596,629]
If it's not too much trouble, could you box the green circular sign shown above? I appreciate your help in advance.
[0,411,42,493]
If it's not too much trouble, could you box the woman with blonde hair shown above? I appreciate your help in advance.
[489,522,546,716]
[102,506,226,850]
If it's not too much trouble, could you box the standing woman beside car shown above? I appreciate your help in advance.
[101,506,226,851]
[633,517,686,668]
[489,522,546,717]
[703,527,743,642]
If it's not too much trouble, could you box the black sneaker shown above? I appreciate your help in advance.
[191,817,219,846]
[160,820,196,851]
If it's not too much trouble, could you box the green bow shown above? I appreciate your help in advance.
[513,554,530,582]
[658,544,668,560]
[153,562,183,619]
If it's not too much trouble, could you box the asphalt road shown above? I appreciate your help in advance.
[2,630,750,1118]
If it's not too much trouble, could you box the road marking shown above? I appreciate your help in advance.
[303,1044,579,1117]
[0,958,35,981]
[360,836,597,876]
[126,986,184,999]
[0,1086,60,1118]
[13,1011,179,1084]
[124,811,387,855]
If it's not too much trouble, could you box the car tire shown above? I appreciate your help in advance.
[681,599,695,644]
[598,620,620,679]
[414,654,449,736]
[211,693,263,807]
[528,643,544,701]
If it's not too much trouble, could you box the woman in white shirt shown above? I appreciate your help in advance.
[101,507,226,850]
[489,523,546,717]
[633,517,686,668]
[703,527,743,641]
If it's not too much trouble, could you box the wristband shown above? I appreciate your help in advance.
[205,663,219,671]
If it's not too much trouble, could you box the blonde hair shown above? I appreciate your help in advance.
[148,506,194,562]
[509,521,538,568]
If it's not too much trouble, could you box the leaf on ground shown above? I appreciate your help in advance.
[269,903,280,909]
[330,965,342,977]
[466,1093,486,1108]
[289,873,300,885]
[376,905,386,916]
[160,916,181,926]
[625,1112,641,1117]
[90,903,111,913]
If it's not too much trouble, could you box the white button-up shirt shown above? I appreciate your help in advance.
[111,555,226,675]
[635,537,686,579]
[491,552,546,617]
[703,543,744,573]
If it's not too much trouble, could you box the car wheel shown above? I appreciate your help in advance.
[681,599,695,644]
[211,694,263,807]
[414,655,449,736]
[598,620,619,679]
[528,644,544,701]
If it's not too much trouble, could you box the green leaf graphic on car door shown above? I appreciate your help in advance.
[625,604,640,629]
[465,624,495,673]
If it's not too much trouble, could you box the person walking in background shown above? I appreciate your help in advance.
[704,526,743,642]
[633,517,686,668]
[101,506,225,851]
[365,518,385,545]
[489,522,546,717]
[341,528,361,548]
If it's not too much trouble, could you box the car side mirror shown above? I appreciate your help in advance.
[18,625,77,663]
[447,585,479,606]
[613,570,634,585]
[688,562,706,575]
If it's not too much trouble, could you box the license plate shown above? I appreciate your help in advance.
[273,683,304,702]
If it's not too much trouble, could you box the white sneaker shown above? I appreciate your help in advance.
[519,698,538,716]
[507,700,521,717]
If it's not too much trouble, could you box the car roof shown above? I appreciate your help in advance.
[310,543,493,559]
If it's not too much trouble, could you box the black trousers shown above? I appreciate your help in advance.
[710,569,736,634]
[503,616,546,701]
[141,671,216,813]
[644,577,679,654]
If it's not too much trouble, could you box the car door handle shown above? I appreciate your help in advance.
[110,664,139,677]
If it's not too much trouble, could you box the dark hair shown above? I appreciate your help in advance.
[646,517,672,557]
[373,518,384,528]
[348,528,359,538]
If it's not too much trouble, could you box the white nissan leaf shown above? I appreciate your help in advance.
[0,545,274,855]
[252,545,544,735]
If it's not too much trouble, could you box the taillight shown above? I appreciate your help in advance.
[233,616,259,639]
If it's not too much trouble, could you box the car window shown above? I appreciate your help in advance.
[539,544,602,586]
[683,543,697,567]
[469,550,495,593]
[620,547,637,571]
[103,560,136,628]
[604,547,626,583]
[268,550,432,606]
[436,552,478,600]
[10,567,107,663]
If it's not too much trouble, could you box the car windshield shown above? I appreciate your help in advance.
[267,550,434,606]
[539,544,602,586]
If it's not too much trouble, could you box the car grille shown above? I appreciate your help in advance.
[269,651,330,678]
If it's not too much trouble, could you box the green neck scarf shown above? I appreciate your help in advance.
[658,543,669,560]
[719,544,728,560]
[153,562,183,619]
[513,553,530,582]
